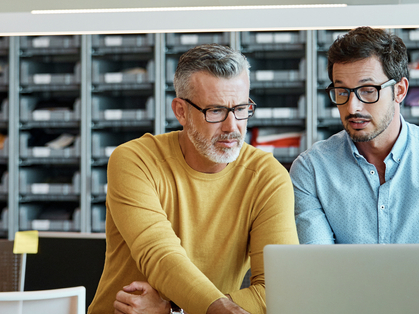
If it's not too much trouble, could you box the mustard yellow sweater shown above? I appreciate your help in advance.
[88,131,298,314]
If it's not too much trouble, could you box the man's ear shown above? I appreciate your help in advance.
[394,77,409,104]
[172,98,188,126]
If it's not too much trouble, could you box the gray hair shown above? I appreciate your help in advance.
[173,44,250,99]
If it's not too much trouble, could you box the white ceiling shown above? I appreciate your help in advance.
[1,1,419,35]
[2,0,417,13]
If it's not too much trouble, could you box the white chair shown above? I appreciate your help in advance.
[0,286,86,314]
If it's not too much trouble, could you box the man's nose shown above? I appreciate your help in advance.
[221,110,239,132]
[345,91,363,114]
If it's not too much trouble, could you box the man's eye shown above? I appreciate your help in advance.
[337,90,348,97]
[209,108,224,115]
[235,106,247,112]
[359,88,376,95]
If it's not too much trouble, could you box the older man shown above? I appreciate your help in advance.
[88,44,298,314]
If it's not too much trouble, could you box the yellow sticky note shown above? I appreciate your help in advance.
[13,230,39,254]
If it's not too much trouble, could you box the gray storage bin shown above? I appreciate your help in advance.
[19,205,80,231]
[92,59,155,84]
[166,58,177,83]
[166,95,176,120]
[250,58,306,82]
[166,32,230,47]
[92,205,106,233]
[19,169,81,195]
[0,37,9,49]
[318,54,329,82]
[254,95,306,119]
[0,63,8,86]
[0,208,7,231]
[317,93,340,120]
[0,136,8,158]
[241,31,306,45]
[92,95,155,121]
[20,61,81,85]
[396,28,419,45]
[273,146,304,160]
[0,172,8,194]
[92,132,122,159]
[20,133,81,159]
[0,99,8,121]
[92,168,107,196]
[401,105,419,119]
[20,97,81,122]
[20,35,81,49]
[19,204,42,229]
[317,30,349,46]
[92,34,154,48]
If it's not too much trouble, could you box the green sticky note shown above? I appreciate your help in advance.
[13,230,39,254]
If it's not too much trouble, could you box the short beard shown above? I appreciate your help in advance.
[345,103,395,143]
[186,116,245,164]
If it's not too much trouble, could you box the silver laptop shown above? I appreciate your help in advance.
[264,244,419,314]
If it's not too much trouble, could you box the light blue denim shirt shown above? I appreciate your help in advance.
[290,115,419,244]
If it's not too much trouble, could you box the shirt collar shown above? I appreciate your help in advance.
[347,114,407,164]
[388,114,407,164]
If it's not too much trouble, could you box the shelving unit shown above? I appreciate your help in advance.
[0,37,8,238]
[395,28,419,126]
[315,29,350,141]
[89,34,158,232]
[1,29,418,239]
[164,32,233,130]
[241,30,307,167]
[17,35,82,234]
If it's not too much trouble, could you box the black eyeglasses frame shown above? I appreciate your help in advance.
[326,78,397,105]
[180,98,257,123]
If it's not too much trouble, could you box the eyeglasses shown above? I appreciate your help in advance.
[181,98,257,123]
[326,79,397,105]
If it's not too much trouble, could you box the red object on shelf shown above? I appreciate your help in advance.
[251,128,301,148]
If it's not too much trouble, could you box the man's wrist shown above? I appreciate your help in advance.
[207,297,249,314]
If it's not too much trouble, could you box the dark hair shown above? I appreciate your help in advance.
[173,44,250,98]
[327,26,409,83]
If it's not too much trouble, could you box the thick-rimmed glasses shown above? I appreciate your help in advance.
[181,98,257,123]
[326,79,397,105]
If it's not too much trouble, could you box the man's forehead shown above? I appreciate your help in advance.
[332,57,386,83]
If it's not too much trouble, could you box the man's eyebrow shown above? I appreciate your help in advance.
[206,101,249,108]
[334,78,374,85]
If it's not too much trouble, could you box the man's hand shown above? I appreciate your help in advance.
[114,281,171,314]
[207,298,250,314]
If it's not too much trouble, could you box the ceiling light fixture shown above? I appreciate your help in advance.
[31,4,347,15]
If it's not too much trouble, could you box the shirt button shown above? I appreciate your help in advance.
[380,205,385,210]
[370,170,375,175]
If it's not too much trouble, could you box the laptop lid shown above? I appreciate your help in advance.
[264,244,419,314]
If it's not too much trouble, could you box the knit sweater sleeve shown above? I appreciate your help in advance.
[107,143,226,314]
[229,156,299,313]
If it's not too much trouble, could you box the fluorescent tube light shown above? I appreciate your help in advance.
[31,4,347,15]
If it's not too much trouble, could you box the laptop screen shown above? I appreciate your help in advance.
[264,244,419,314]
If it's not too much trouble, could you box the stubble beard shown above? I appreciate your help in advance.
[344,102,395,143]
[186,117,246,164]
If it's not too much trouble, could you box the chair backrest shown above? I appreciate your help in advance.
[0,286,86,314]
[0,240,23,292]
